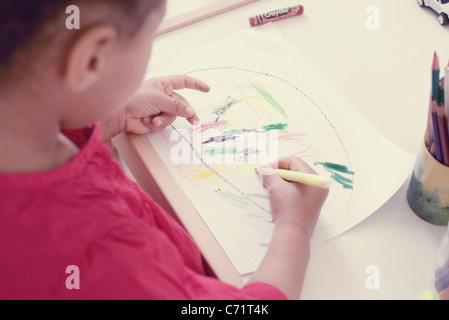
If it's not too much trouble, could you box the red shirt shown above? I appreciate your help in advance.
[0,124,286,300]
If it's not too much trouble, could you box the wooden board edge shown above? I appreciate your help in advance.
[112,132,244,288]
[156,0,258,37]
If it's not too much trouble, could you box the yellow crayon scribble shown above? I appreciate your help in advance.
[239,89,272,117]
[186,169,226,187]
[238,167,258,175]
[248,95,272,119]
[238,93,273,127]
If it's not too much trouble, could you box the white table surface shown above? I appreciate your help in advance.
[150,0,449,299]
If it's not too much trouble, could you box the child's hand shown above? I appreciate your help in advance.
[123,75,210,135]
[249,157,329,298]
[262,157,329,238]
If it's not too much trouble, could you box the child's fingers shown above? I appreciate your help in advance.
[261,169,285,192]
[162,75,210,93]
[143,92,200,129]
[144,114,176,130]
[263,157,319,192]
[157,92,197,119]
[170,92,200,123]
[271,157,317,175]
[186,114,201,125]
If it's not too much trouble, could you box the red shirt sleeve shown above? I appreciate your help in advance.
[49,124,287,300]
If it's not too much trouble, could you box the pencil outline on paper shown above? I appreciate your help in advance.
[180,66,356,204]
[149,63,363,274]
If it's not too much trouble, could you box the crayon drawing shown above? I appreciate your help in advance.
[146,29,414,274]
[149,66,356,274]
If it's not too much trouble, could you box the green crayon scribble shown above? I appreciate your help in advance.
[314,162,355,190]
[204,146,237,156]
[315,162,355,175]
[250,83,288,119]
[262,123,288,131]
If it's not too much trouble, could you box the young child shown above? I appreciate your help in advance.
[0,0,328,300]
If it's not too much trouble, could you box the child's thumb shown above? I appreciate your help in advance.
[260,167,283,190]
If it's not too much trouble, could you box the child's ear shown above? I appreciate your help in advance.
[63,24,117,91]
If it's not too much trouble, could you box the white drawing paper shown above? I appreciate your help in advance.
[144,27,414,275]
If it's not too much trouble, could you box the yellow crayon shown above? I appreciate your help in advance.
[275,169,332,189]
[256,168,332,189]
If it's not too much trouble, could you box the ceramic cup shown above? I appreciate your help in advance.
[407,141,449,226]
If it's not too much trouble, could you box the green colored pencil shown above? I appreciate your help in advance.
[433,52,441,104]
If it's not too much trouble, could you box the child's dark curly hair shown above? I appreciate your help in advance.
[0,0,164,81]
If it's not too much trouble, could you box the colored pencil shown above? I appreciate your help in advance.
[437,104,449,165]
[425,94,433,148]
[433,52,441,104]
[431,98,444,163]
[445,64,449,120]
[426,53,449,166]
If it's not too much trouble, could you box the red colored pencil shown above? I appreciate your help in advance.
[431,99,444,163]
[445,63,449,120]
[437,104,449,166]
[425,94,433,148]
[440,77,445,106]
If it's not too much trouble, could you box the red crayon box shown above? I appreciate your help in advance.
[249,4,304,27]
